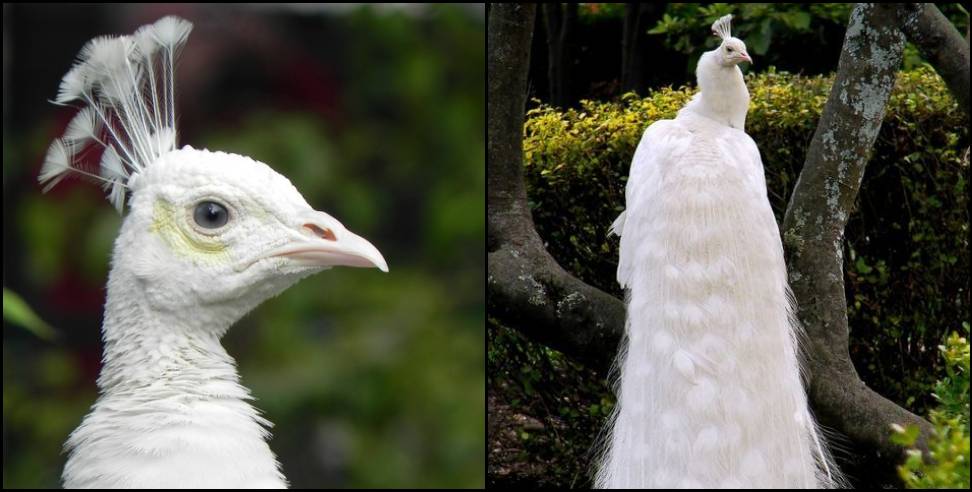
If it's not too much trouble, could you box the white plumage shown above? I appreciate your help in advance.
[41,17,388,488]
[597,15,842,489]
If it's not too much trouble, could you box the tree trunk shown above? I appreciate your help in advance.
[489,2,625,373]
[621,3,666,95]
[543,3,577,108]
[896,3,970,118]
[781,1,935,470]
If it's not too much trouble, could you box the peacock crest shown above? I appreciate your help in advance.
[40,16,193,212]
[711,13,733,41]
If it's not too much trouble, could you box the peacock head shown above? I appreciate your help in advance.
[114,146,387,315]
[710,14,752,67]
[39,16,386,327]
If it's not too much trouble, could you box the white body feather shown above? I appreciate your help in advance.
[598,19,841,488]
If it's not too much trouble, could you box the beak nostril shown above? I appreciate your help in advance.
[303,223,336,241]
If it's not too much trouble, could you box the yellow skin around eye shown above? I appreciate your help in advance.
[149,199,230,262]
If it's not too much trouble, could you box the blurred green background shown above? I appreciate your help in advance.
[2,3,484,488]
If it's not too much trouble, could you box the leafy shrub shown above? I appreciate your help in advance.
[892,329,970,489]
[487,321,610,488]
[522,66,970,418]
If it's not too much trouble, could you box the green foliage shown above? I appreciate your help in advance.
[522,67,969,424]
[892,330,970,489]
[637,3,968,77]
[3,346,95,488]
[488,321,610,488]
[647,3,851,56]
[933,329,972,428]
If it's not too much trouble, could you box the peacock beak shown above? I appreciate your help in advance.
[267,211,388,272]
[739,52,752,64]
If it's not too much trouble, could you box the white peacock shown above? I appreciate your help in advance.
[40,16,387,488]
[597,14,844,489]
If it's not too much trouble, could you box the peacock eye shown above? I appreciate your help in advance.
[727,47,734,52]
[193,201,229,229]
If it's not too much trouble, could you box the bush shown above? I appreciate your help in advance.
[892,329,970,489]
[487,321,610,488]
[522,66,969,421]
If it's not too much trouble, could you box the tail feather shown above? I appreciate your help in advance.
[597,119,845,488]
[609,210,626,237]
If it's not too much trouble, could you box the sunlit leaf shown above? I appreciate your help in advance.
[3,288,57,341]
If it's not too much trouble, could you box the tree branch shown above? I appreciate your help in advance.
[897,3,970,117]
[488,2,624,373]
[782,2,933,457]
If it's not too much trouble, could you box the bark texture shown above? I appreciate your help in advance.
[897,3,970,117]
[488,3,624,373]
[782,1,934,461]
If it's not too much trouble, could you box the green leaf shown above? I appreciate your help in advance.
[647,14,674,35]
[3,288,57,341]
[890,423,920,446]
[789,12,811,30]
[749,18,774,55]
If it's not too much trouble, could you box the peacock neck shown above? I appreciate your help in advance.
[97,267,243,397]
[98,265,260,414]
[64,266,288,488]
[683,51,750,130]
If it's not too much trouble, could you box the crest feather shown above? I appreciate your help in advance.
[39,16,194,213]
[63,107,103,146]
[711,14,733,41]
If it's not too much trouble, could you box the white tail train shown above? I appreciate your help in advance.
[595,14,845,489]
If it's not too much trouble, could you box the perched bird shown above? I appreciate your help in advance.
[597,15,843,488]
[40,17,388,488]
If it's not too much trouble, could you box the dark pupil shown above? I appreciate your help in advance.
[194,201,228,228]
[727,47,734,52]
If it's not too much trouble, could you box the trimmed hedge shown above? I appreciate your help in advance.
[522,66,970,418]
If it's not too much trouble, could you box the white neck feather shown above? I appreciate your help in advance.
[683,51,750,130]
[62,266,288,488]
[98,274,236,392]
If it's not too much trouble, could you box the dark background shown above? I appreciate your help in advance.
[526,3,968,107]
